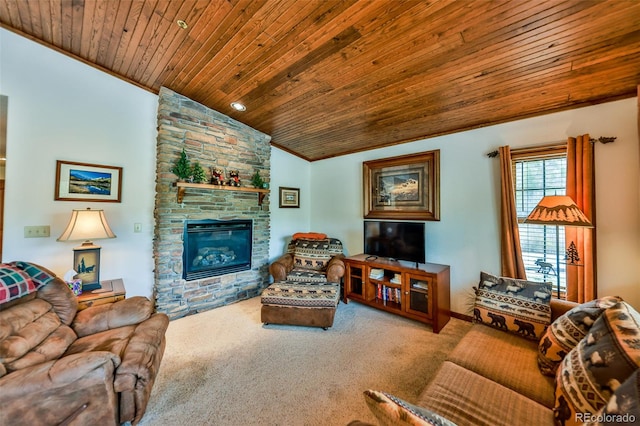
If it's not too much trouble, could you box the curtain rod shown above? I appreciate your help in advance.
[486,136,616,158]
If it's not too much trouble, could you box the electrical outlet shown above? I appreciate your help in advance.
[134,223,142,233]
[24,225,50,238]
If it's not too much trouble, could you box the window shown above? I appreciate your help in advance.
[512,146,567,298]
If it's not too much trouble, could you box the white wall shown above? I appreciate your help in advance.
[268,148,311,259]
[311,98,640,313]
[0,29,158,298]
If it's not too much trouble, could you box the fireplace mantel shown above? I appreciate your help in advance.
[174,182,270,205]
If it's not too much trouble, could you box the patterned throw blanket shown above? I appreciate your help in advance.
[0,261,56,304]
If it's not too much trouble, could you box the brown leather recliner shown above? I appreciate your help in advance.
[0,262,169,425]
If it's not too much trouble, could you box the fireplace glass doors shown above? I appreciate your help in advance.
[183,219,252,280]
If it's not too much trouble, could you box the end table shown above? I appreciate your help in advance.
[77,278,125,310]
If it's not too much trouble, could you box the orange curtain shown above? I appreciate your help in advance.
[499,146,526,279]
[565,135,596,302]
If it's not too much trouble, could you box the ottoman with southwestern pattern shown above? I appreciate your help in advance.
[260,280,340,329]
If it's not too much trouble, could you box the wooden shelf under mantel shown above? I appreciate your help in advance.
[174,182,269,205]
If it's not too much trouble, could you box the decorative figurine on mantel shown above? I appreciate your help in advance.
[227,170,241,187]
[211,167,224,185]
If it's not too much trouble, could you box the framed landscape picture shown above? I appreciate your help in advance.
[363,150,440,220]
[279,187,300,208]
[55,160,122,202]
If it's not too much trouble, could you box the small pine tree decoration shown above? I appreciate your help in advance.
[191,161,207,183]
[172,148,191,181]
[565,241,581,265]
[250,170,264,188]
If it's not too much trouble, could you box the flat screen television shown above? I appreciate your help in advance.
[363,220,425,264]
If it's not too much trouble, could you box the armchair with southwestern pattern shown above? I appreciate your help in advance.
[268,233,345,283]
[262,234,345,329]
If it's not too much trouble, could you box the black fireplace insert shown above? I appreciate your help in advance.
[183,219,253,280]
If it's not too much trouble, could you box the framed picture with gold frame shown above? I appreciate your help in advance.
[363,150,440,220]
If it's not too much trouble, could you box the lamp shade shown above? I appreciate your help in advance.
[524,195,593,227]
[57,208,116,244]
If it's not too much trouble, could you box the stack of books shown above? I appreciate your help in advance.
[369,268,384,279]
[377,284,401,305]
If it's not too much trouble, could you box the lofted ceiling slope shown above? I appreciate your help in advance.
[1,0,639,161]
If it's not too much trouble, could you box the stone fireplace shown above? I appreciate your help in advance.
[154,87,271,320]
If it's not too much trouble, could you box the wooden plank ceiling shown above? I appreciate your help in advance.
[1,0,639,161]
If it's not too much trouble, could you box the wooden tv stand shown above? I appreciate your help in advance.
[343,254,450,333]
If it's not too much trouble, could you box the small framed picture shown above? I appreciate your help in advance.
[279,187,300,208]
[73,247,101,291]
[55,160,122,202]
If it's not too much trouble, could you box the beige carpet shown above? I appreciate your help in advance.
[139,296,472,426]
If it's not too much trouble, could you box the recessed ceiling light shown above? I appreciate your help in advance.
[230,102,246,112]
[176,20,188,29]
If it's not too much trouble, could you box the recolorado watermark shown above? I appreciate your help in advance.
[575,413,636,423]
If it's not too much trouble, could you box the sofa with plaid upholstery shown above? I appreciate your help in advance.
[0,262,169,426]
[360,272,640,426]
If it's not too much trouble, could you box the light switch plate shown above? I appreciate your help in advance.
[24,225,50,238]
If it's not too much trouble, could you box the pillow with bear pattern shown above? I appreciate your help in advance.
[473,271,552,341]
[553,301,640,426]
[537,295,622,376]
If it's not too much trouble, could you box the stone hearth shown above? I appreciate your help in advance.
[154,87,271,320]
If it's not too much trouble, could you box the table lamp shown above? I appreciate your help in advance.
[524,195,593,296]
[57,208,116,291]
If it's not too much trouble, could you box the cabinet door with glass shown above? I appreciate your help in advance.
[405,273,433,319]
[345,262,366,301]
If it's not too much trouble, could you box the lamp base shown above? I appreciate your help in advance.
[81,281,102,291]
[72,245,101,291]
